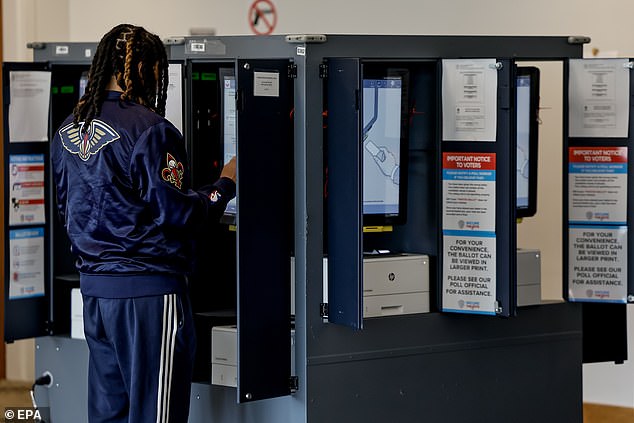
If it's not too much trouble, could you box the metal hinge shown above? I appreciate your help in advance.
[567,35,591,45]
[289,376,299,392]
[319,63,328,79]
[320,302,329,318]
[288,64,297,79]
[27,42,46,50]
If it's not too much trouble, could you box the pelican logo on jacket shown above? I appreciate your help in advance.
[58,120,121,161]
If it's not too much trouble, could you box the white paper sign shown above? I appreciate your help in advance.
[9,228,45,300]
[442,152,496,232]
[569,58,630,138]
[8,154,46,226]
[442,59,498,142]
[568,147,627,225]
[8,71,51,142]
[569,226,627,303]
[165,63,183,134]
[443,234,497,314]
[254,71,279,97]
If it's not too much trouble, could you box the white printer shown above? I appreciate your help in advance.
[321,253,430,318]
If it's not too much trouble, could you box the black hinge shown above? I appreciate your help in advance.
[288,64,297,79]
[289,376,299,392]
[320,302,328,318]
[319,63,328,79]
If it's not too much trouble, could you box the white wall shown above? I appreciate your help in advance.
[3,0,634,407]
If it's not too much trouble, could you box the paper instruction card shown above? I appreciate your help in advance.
[568,58,630,138]
[442,59,498,142]
[165,63,184,134]
[254,71,280,97]
[8,71,51,142]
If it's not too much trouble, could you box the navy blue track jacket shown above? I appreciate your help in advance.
[51,91,235,298]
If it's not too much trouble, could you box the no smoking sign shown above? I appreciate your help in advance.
[249,0,277,35]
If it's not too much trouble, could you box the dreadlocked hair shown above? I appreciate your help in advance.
[72,24,169,129]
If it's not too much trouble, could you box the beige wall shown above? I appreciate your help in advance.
[3,0,69,61]
[3,0,634,59]
[2,0,633,405]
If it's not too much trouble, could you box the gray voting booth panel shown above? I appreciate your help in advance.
[34,337,304,423]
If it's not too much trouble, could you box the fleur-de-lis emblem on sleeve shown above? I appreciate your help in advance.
[161,153,184,189]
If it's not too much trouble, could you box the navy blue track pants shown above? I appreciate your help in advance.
[83,293,196,423]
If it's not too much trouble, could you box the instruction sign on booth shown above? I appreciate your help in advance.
[442,152,497,315]
[568,146,628,303]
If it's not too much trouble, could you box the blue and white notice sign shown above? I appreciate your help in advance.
[569,147,627,225]
[568,147,628,303]
[442,152,497,315]
[9,227,45,300]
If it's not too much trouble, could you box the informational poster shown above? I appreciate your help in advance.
[442,152,496,232]
[568,146,628,303]
[442,59,498,142]
[568,147,627,225]
[569,226,627,303]
[8,154,46,226]
[8,71,51,142]
[165,63,183,134]
[442,152,497,314]
[569,58,630,138]
[9,228,45,300]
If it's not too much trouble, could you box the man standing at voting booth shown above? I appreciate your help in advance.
[51,24,236,423]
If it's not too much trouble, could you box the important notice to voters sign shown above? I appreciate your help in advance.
[568,146,628,303]
[569,147,627,225]
[442,152,496,232]
[442,152,497,315]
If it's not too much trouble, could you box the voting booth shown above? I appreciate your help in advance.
[2,35,632,423]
